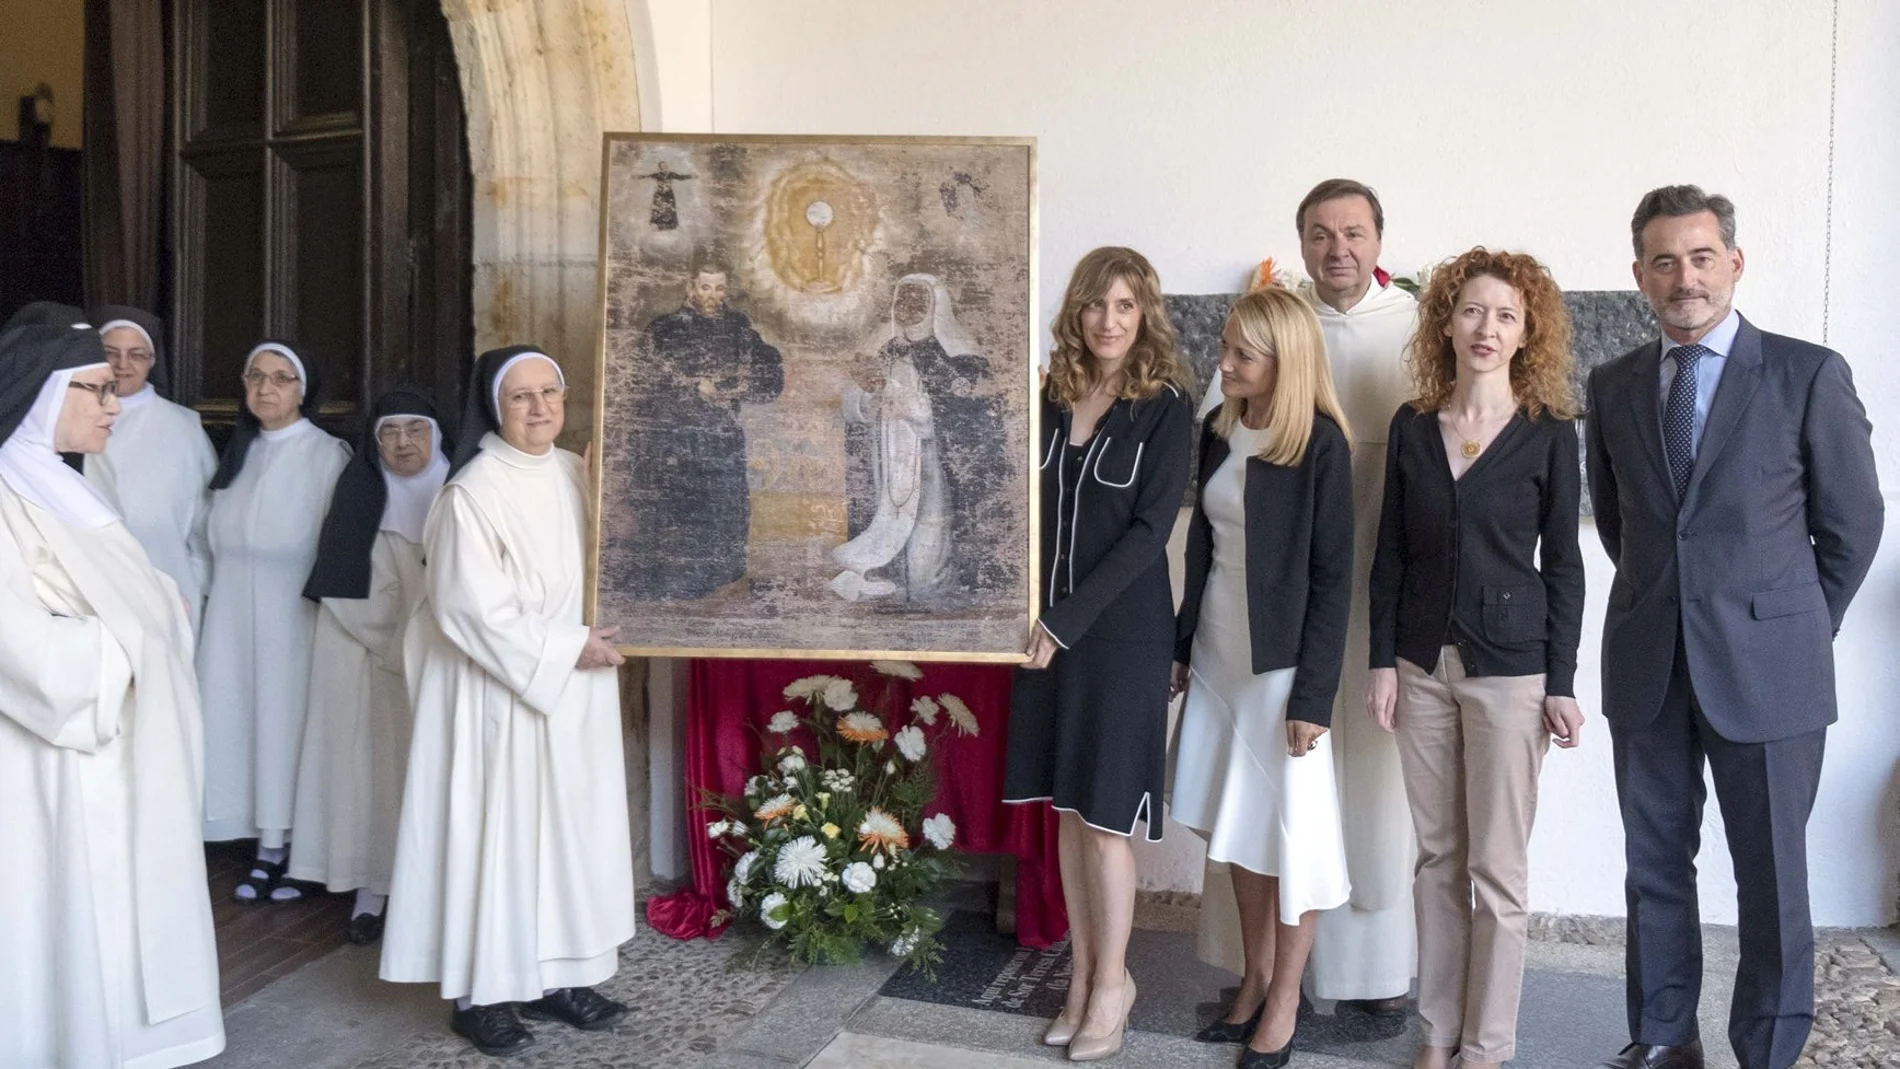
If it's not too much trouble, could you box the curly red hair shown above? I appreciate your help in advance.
[1405,247,1577,419]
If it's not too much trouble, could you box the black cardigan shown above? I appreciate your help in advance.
[1367,404,1585,695]
[1173,411,1354,727]
[1035,382,1194,648]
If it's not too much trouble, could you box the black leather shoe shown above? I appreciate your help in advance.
[1336,995,1411,1018]
[1600,1040,1705,1069]
[1195,1003,1263,1043]
[1237,1033,1294,1069]
[345,912,384,946]
[517,986,628,1031]
[450,1003,535,1057]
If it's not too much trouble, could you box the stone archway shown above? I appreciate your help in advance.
[438,0,650,880]
[438,0,642,442]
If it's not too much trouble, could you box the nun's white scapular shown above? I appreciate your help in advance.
[197,347,351,845]
[0,338,225,1068]
[381,352,633,1004]
[84,383,217,631]
[290,412,447,895]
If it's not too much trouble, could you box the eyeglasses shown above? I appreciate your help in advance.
[68,380,119,406]
[243,371,302,389]
[375,420,433,444]
[501,385,567,410]
[103,347,154,364]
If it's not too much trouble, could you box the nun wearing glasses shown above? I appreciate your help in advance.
[197,342,350,901]
[289,388,452,944]
[0,317,225,1068]
[382,346,633,1058]
[82,305,218,633]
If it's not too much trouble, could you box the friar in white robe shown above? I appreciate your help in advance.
[83,305,217,633]
[197,342,351,897]
[289,388,450,943]
[0,315,225,1068]
[382,346,633,1057]
[1196,185,1419,1009]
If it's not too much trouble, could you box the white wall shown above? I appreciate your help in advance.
[634,0,1900,926]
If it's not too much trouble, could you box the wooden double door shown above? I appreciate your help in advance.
[171,0,471,433]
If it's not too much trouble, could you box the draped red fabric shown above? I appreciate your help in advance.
[644,659,1069,948]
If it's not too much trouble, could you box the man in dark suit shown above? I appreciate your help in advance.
[1586,185,1883,1069]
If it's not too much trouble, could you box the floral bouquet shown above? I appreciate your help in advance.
[704,660,978,973]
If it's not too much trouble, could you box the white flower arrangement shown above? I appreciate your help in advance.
[708,663,965,974]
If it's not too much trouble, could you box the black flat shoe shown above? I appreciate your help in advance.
[1238,1034,1294,1069]
[345,911,385,946]
[1195,1003,1264,1043]
[1337,994,1411,1018]
[1599,1040,1704,1069]
[517,986,628,1031]
[450,1003,535,1057]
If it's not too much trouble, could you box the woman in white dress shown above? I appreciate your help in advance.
[197,342,351,900]
[83,305,218,633]
[0,317,225,1068]
[290,387,450,943]
[1169,287,1356,1068]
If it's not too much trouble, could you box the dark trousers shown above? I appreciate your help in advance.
[1608,634,1826,1069]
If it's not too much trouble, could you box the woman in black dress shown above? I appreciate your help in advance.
[1003,246,1194,1062]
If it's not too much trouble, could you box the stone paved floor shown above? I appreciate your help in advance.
[206,914,1900,1068]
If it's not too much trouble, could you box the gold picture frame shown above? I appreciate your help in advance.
[586,132,1039,663]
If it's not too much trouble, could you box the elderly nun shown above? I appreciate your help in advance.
[289,388,451,944]
[82,305,218,632]
[381,346,634,1058]
[197,341,351,899]
[0,320,225,1067]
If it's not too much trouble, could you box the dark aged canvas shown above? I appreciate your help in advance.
[590,134,1037,660]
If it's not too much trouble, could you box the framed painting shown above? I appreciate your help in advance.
[588,133,1039,661]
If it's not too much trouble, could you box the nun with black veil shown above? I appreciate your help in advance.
[289,387,451,944]
[197,341,351,899]
[382,346,633,1058]
[0,319,225,1067]
[82,304,218,632]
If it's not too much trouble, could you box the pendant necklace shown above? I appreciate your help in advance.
[1461,438,1482,459]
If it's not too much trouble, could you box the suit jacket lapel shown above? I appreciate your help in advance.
[1684,317,1763,506]
[1624,340,1672,497]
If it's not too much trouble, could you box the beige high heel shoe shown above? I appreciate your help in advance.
[1067,971,1136,1062]
[1043,1008,1081,1046]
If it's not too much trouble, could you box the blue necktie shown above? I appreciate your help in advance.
[1664,343,1708,499]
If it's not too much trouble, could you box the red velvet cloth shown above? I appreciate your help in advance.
[644,659,1068,948]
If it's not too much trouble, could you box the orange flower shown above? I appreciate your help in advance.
[754,793,795,823]
[858,808,911,853]
[1248,258,1281,293]
[837,711,889,745]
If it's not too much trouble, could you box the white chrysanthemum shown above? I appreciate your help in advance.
[894,725,927,762]
[783,675,837,702]
[910,695,940,725]
[837,710,887,744]
[727,878,746,908]
[767,709,800,734]
[923,812,957,851]
[759,892,789,930]
[778,750,807,774]
[841,861,878,894]
[734,850,759,885]
[869,659,923,680]
[890,929,921,957]
[773,835,829,889]
[823,677,859,711]
[940,693,978,736]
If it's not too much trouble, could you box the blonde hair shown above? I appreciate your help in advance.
[1047,246,1194,406]
[1405,247,1578,419]
[1213,287,1353,465]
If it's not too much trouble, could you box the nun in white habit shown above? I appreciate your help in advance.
[83,305,218,633]
[289,387,451,944]
[197,341,351,899]
[0,319,225,1068]
[382,346,634,1058]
